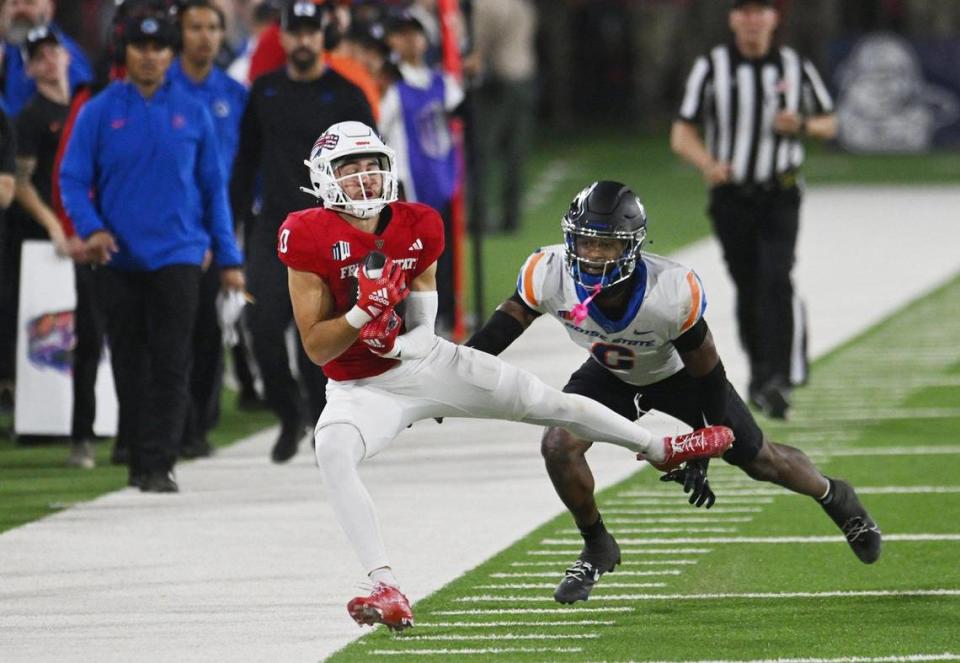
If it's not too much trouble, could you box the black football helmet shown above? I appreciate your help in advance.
[109,0,181,65]
[562,181,648,291]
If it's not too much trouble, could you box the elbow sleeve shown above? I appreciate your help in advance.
[466,309,525,356]
[404,291,438,331]
[697,359,729,425]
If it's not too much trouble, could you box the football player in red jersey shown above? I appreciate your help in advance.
[277,121,735,632]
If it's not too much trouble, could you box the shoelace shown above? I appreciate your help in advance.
[562,559,597,582]
[842,516,879,542]
[670,430,707,454]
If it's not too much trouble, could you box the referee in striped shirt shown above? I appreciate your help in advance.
[670,0,836,420]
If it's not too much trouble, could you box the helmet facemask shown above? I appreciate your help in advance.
[563,220,646,291]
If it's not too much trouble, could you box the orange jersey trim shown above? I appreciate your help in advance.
[681,271,703,333]
[522,252,546,307]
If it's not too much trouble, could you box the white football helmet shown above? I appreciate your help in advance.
[301,121,399,219]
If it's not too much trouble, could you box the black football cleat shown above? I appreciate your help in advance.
[179,438,213,459]
[821,479,881,564]
[139,470,179,494]
[554,531,621,604]
[749,380,791,420]
[271,419,307,463]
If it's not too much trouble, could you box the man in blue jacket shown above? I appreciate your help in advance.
[168,0,251,460]
[60,13,245,493]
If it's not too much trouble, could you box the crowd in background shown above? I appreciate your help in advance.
[0,0,539,492]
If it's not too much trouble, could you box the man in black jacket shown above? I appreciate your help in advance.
[230,1,375,463]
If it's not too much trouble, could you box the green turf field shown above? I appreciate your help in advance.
[327,275,960,661]
[0,386,275,533]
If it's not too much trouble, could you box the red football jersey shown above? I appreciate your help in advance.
[277,202,445,381]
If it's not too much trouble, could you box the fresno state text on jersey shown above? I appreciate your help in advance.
[277,202,444,381]
[517,245,706,387]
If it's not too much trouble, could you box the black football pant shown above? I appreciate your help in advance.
[71,263,107,441]
[245,227,327,429]
[709,185,805,390]
[181,265,224,447]
[435,202,455,333]
[95,265,200,474]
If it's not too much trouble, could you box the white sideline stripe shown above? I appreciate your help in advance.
[541,534,960,545]
[602,507,762,514]
[391,632,599,641]
[583,654,960,663]
[417,620,616,628]
[566,527,738,534]
[528,548,712,555]
[622,486,960,498]
[490,571,682,578]
[858,486,960,495]
[510,560,698,567]
[474,582,667,590]
[806,445,960,457]
[601,490,776,500]
[369,646,584,656]
[792,407,960,422]
[455,590,960,603]
[605,517,754,524]
[605,497,775,505]
[433,607,634,615]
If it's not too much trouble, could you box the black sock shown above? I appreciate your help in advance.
[818,477,836,505]
[579,515,607,543]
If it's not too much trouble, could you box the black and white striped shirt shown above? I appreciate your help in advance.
[678,44,834,186]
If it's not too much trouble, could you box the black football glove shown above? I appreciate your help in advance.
[660,458,715,508]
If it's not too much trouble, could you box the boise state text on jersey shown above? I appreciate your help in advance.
[517,245,706,386]
[277,201,444,382]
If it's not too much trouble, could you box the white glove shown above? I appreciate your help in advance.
[216,289,247,347]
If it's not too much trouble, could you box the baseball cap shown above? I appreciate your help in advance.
[23,24,61,60]
[125,14,177,47]
[281,0,325,32]
[731,0,775,8]
[385,10,425,35]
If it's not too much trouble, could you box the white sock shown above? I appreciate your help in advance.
[369,567,399,588]
[314,424,391,573]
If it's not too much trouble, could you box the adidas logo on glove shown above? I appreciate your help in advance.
[370,288,391,307]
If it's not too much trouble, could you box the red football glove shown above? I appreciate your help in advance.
[360,308,403,355]
[355,253,409,320]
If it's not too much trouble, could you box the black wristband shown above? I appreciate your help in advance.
[466,309,526,356]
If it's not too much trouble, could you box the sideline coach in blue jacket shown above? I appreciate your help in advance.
[60,14,245,494]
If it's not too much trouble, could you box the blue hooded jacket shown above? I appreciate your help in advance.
[60,80,242,271]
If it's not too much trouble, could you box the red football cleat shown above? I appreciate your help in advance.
[643,425,735,472]
[347,583,414,632]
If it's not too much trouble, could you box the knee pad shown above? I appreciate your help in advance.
[313,421,365,471]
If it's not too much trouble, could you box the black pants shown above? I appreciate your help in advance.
[181,265,224,447]
[435,202,455,333]
[95,265,201,474]
[71,263,107,441]
[709,185,805,390]
[0,213,47,383]
[564,360,764,467]
[245,227,327,428]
